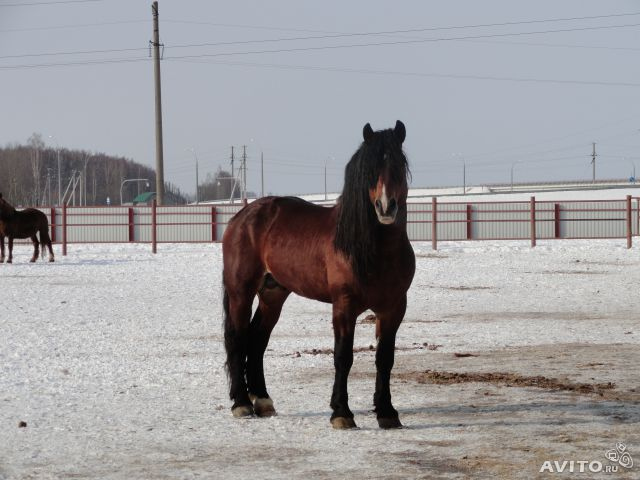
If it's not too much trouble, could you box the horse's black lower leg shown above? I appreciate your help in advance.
[0,235,4,262]
[223,289,254,417]
[246,285,288,417]
[7,237,13,263]
[30,235,39,262]
[373,305,405,429]
[374,332,401,428]
[330,314,357,429]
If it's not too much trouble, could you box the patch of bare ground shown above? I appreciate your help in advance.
[292,343,441,357]
[396,370,615,397]
[415,253,449,259]
[393,343,640,404]
[417,284,496,291]
[534,270,608,275]
[442,311,613,321]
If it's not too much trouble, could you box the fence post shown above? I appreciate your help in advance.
[211,206,217,242]
[431,197,438,251]
[466,204,472,240]
[554,203,561,239]
[62,203,68,256]
[151,199,157,254]
[128,207,134,242]
[627,195,632,249]
[530,196,536,248]
[50,207,56,243]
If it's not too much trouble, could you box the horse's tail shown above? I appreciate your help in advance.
[39,223,53,261]
[222,276,232,381]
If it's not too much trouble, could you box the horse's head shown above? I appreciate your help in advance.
[0,193,15,219]
[362,120,409,225]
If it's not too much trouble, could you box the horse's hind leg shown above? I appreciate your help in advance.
[41,230,54,262]
[246,276,289,417]
[223,276,261,418]
[30,235,39,262]
[0,234,4,263]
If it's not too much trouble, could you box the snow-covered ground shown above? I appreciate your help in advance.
[1,240,638,479]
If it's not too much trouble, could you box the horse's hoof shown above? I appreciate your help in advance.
[330,416,357,429]
[377,417,403,429]
[231,405,255,418]
[253,397,276,417]
[49,257,55,263]
[30,258,36,263]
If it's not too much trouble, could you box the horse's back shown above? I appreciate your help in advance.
[223,196,337,300]
[5,208,49,239]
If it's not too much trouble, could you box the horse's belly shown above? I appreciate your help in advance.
[266,258,331,303]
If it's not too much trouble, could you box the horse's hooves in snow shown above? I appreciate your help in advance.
[252,397,276,417]
[377,416,403,429]
[231,405,255,418]
[330,416,357,429]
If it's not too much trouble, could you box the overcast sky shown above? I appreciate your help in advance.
[1,0,639,197]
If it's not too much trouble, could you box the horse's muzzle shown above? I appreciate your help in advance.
[375,198,398,225]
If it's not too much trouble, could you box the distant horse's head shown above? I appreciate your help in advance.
[361,121,409,225]
[0,193,14,220]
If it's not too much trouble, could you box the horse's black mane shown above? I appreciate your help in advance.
[334,125,409,281]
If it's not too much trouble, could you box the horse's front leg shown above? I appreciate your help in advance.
[330,300,358,429]
[0,234,5,263]
[373,298,407,429]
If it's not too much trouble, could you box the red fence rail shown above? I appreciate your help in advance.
[10,196,640,255]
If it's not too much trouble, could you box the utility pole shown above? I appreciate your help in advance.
[463,161,466,195]
[242,145,247,204]
[591,142,596,184]
[151,1,165,205]
[324,164,327,201]
[57,148,61,206]
[230,146,235,177]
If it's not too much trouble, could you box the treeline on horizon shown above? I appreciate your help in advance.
[0,133,190,206]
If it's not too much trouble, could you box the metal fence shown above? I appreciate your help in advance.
[14,196,640,254]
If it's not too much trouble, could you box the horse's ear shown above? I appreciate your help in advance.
[363,123,374,144]
[394,120,406,144]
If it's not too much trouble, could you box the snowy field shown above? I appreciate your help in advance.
[1,240,639,479]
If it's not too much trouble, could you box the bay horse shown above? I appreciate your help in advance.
[222,121,415,429]
[0,193,54,263]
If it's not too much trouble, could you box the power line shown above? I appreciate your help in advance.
[169,22,640,58]
[0,0,102,7]
[3,17,640,62]
[0,45,147,60]
[162,11,640,39]
[0,19,146,33]
[169,58,640,89]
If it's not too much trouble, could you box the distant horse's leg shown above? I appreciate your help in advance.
[41,229,54,262]
[7,236,13,263]
[246,281,289,417]
[30,234,39,262]
[223,278,261,418]
[330,300,358,429]
[373,299,407,429]
[0,234,4,263]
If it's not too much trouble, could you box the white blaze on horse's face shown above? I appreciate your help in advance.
[370,174,399,225]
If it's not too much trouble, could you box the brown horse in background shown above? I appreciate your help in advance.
[0,193,54,263]
[222,121,415,429]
